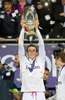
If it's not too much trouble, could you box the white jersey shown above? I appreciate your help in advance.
[18,29,46,92]
[56,66,65,100]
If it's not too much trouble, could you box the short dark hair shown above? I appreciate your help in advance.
[26,44,38,52]
[56,51,65,63]
[53,49,62,58]
[3,0,13,4]
[45,67,49,72]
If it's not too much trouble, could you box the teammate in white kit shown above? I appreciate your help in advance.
[54,51,65,100]
[18,19,46,100]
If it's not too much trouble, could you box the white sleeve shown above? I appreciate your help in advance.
[18,28,25,63]
[36,29,46,60]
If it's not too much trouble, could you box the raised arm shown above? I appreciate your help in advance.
[18,19,26,62]
[34,20,46,59]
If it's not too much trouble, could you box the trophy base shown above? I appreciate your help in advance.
[24,38,38,44]
[25,31,38,43]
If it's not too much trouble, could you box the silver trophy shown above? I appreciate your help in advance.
[22,5,38,42]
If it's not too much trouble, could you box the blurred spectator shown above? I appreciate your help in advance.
[26,0,32,4]
[61,0,65,5]
[0,61,14,100]
[14,0,28,15]
[32,0,55,38]
[61,0,65,38]
[14,54,19,68]
[12,83,21,100]
[0,0,3,11]
[43,67,53,99]
[14,54,23,100]
[50,0,65,38]
[14,0,30,41]
[13,0,18,7]
[0,0,20,39]
[0,0,3,39]
[0,61,21,100]
[9,83,21,100]
[14,54,21,88]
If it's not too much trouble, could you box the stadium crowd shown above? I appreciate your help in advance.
[0,0,65,40]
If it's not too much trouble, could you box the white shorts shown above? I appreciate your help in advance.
[22,92,46,100]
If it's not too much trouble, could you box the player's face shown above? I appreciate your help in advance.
[43,70,49,81]
[14,55,19,67]
[26,46,38,60]
[55,57,61,69]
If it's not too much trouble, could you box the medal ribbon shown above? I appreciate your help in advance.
[29,60,35,72]
[56,65,65,85]
[56,64,65,85]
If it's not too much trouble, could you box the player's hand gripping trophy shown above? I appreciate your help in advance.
[22,5,38,42]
